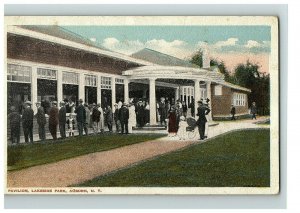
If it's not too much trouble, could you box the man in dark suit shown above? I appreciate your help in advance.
[35,102,46,141]
[49,101,59,140]
[230,104,236,120]
[196,101,211,140]
[8,106,21,144]
[119,102,129,134]
[74,99,86,136]
[59,101,67,139]
[158,97,167,125]
[22,101,34,143]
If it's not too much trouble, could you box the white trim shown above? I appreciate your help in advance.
[8,26,154,66]
[130,79,178,88]
[6,59,124,79]
[219,82,251,93]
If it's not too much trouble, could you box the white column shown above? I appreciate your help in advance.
[79,73,85,101]
[175,86,180,101]
[97,75,102,105]
[57,70,63,104]
[194,79,200,117]
[31,66,38,113]
[149,78,157,125]
[124,78,129,103]
[111,76,116,106]
[206,81,212,120]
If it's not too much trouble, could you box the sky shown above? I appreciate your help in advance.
[63,25,271,73]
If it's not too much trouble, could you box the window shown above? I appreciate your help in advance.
[7,64,31,83]
[214,85,222,96]
[37,68,57,80]
[233,92,246,106]
[101,76,112,89]
[115,78,124,84]
[85,74,97,87]
[183,88,187,95]
[62,71,79,85]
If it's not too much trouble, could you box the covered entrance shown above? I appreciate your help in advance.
[123,65,223,125]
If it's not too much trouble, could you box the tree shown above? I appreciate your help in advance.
[189,49,203,68]
[233,60,270,115]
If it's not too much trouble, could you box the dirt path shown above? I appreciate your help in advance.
[7,117,269,187]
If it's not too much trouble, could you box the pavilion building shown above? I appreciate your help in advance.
[6,25,251,125]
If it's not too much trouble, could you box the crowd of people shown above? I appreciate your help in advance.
[7,95,258,144]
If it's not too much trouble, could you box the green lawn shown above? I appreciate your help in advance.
[76,129,270,187]
[7,133,166,171]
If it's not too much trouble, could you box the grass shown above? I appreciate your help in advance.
[76,129,270,187]
[7,133,166,171]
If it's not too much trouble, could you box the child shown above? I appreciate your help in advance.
[177,116,188,140]
[66,113,75,137]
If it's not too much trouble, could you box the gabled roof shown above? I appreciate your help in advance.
[131,48,198,68]
[18,25,109,51]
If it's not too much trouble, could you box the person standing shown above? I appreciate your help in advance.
[196,101,211,140]
[8,106,21,144]
[105,105,113,132]
[58,101,67,139]
[91,103,101,134]
[114,103,120,133]
[230,104,236,120]
[144,101,150,125]
[97,103,104,133]
[22,101,34,143]
[128,102,137,133]
[35,102,46,141]
[84,103,90,136]
[136,100,145,128]
[189,99,195,117]
[158,97,167,126]
[119,103,129,134]
[250,102,257,120]
[66,113,75,137]
[49,101,59,140]
[167,106,177,137]
[182,101,188,118]
[75,99,86,136]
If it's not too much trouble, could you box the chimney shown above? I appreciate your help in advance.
[202,41,210,69]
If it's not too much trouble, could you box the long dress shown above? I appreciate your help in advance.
[168,111,177,134]
[128,105,136,133]
[98,106,104,132]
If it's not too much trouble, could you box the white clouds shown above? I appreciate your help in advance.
[245,40,261,48]
[214,38,239,48]
[101,37,191,58]
[103,37,120,47]
[100,36,270,59]
[89,37,97,42]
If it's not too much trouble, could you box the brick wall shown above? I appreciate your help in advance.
[7,33,140,75]
[211,84,249,118]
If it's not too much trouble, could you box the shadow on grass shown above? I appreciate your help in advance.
[7,133,166,171]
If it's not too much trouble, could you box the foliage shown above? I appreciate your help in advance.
[189,49,203,68]
[189,49,270,115]
[7,133,166,171]
[76,129,270,187]
[233,61,270,115]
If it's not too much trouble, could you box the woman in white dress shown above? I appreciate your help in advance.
[128,103,136,134]
[97,104,105,133]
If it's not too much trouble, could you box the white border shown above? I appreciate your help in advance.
[4,16,279,195]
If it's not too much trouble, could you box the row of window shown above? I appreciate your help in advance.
[7,64,125,88]
[233,93,246,106]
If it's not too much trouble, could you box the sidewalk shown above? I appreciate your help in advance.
[7,117,270,188]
